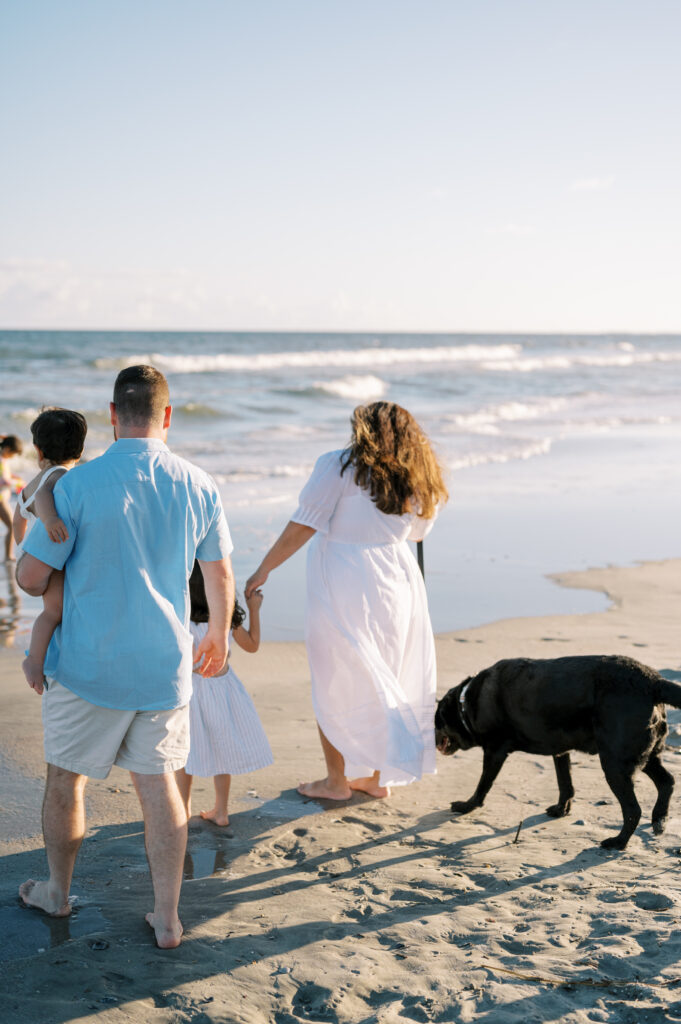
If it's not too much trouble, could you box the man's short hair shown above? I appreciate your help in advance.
[113,365,170,426]
[31,409,87,463]
[0,434,23,455]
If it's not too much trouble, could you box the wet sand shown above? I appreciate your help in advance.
[2,559,681,1023]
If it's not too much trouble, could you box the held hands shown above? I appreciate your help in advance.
[245,566,268,599]
[246,588,264,611]
[193,626,228,678]
[45,516,69,543]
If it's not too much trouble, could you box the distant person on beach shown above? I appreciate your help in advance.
[1,434,25,560]
[13,408,87,691]
[246,401,448,801]
[15,365,234,949]
[175,562,272,827]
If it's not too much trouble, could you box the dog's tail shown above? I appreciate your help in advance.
[654,675,681,708]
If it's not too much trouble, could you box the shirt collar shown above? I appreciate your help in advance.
[106,438,169,455]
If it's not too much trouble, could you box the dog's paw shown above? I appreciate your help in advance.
[450,800,476,815]
[545,802,571,818]
[600,834,629,850]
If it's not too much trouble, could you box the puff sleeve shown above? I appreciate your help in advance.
[291,450,346,534]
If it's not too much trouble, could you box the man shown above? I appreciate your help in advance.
[16,365,234,949]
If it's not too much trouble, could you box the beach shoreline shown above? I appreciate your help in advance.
[2,558,681,1023]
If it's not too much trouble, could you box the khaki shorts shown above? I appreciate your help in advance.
[42,679,190,779]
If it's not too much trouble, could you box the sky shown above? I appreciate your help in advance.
[1,0,680,333]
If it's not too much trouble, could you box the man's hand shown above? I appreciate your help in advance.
[45,516,69,543]
[193,627,228,677]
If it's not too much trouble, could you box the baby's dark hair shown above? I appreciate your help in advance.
[31,408,87,463]
[0,434,23,455]
[189,561,245,629]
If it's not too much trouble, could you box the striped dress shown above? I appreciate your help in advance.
[185,621,273,777]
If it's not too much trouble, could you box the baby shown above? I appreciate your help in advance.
[13,408,87,690]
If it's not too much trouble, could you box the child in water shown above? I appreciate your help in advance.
[176,562,273,825]
[13,408,87,689]
[1,434,25,560]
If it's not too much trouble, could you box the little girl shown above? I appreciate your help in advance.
[176,562,273,826]
[13,408,87,689]
[1,434,25,560]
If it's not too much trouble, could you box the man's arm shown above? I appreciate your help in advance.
[16,552,53,596]
[194,556,235,677]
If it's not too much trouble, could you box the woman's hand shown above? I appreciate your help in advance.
[245,567,268,599]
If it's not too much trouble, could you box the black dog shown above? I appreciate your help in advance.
[435,655,681,849]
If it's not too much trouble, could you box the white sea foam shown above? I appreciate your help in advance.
[483,350,681,373]
[449,438,552,470]
[93,343,522,374]
[312,375,387,401]
[446,397,569,434]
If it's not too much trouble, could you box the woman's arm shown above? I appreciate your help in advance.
[245,521,315,598]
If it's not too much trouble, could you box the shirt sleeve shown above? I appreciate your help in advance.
[406,504,439,542]
[22,480,77,569]
[291,450,346,534]
[196,486,234,561]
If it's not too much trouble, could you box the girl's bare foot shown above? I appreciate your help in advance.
[200,807,230,826]
[349,776,391,798]
[145,912,183,949]
[19,878,71,917]
[297,778,352,801]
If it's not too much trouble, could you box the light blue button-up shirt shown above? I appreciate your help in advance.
[23,438,233,711]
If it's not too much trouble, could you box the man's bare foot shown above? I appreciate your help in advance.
[297,778,352,801]
[349,776,391,798]
[19,879,71,917]
[22,655,45,692]
[145,912,183,949]
[200,807,230,826]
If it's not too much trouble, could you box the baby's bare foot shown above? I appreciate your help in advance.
[349,776,391,799]
[145,912,183,949]
[297,778,352,801]
[22,656,45,693]
[19,879,71,917]
[200,807,230,826]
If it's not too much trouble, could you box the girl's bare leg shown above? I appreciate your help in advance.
[298,725,352,800]
[201,774,232,825]
[174,768,193,820]
[22,569,63,691]
[0,500,13,560]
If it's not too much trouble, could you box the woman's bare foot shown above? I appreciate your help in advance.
[297,778,352,801]
[22,655,45,692]
[200,807,230,826]
[19,879,71,917]
[145,912,183,949]
[349,776,391,798]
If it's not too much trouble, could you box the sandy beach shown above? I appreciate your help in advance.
[2,559,681,1023]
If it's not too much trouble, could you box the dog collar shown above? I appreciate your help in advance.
[458,679,476,743]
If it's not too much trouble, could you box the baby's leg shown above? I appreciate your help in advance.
[22,569,63,690]
[200,774,231,826]
[175,768,193,820]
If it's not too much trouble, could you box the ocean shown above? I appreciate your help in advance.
[2,330,681,644]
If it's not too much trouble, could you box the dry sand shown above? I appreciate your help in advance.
[2,559,681,1024]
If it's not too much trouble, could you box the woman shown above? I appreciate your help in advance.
[245,402,448,800]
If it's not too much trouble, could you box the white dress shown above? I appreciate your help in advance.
[15,464,68,558]
[185,622,273,777]
[292,450,438,787]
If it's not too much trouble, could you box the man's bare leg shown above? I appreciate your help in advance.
[201,773,231,825]
[298,725,351,800]
[23,569,63,690]
[131,771,187,949]
[349,770,391,798]
[19,764,87,916]
[174,767,193,820]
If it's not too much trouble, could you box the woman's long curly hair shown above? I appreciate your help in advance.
[340,402,448,519]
